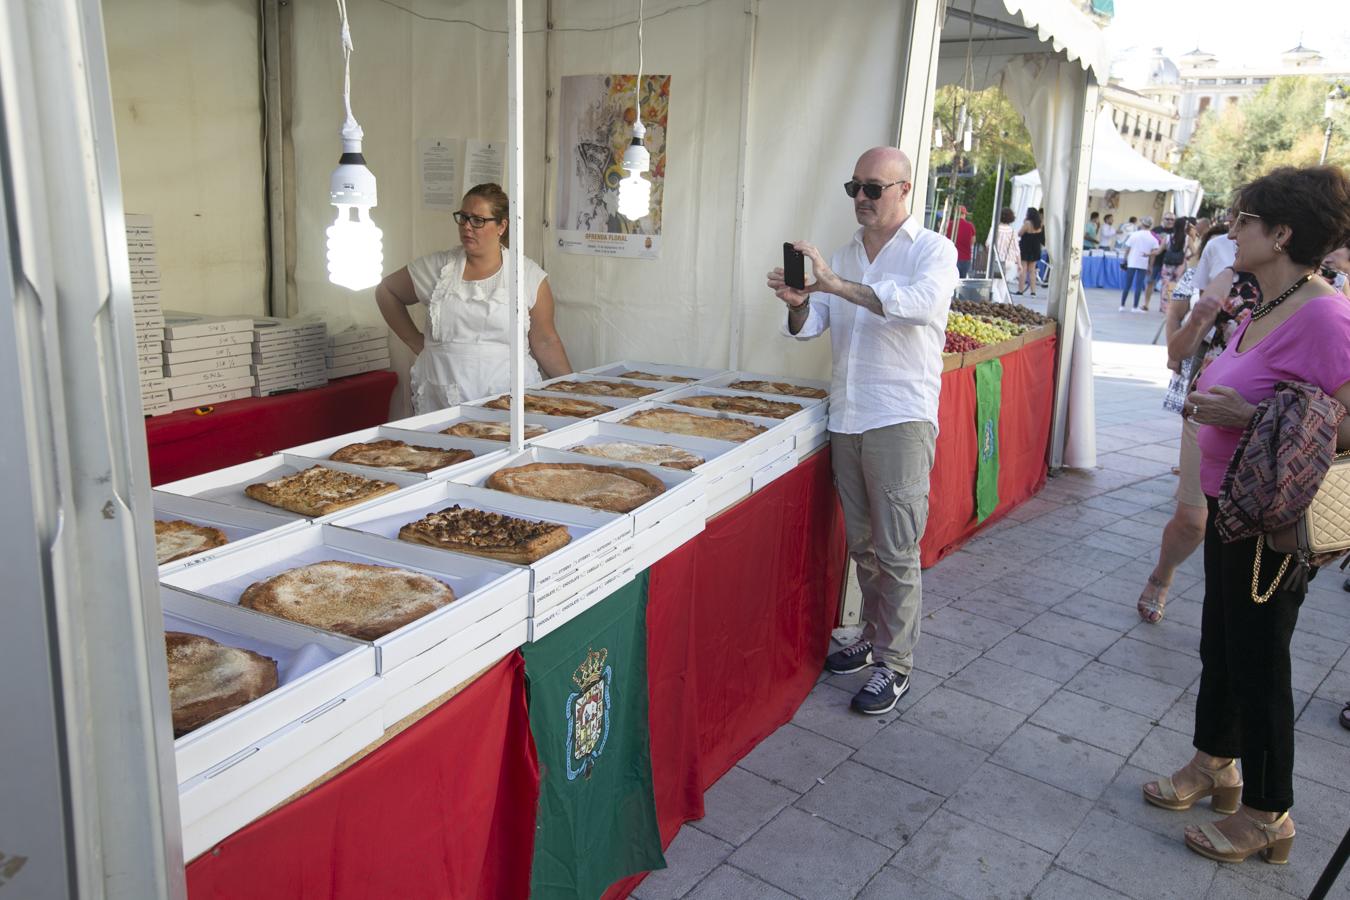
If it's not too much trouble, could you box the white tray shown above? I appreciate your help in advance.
[157,457,425,521]
[327,480,631,613]
[449,446,703,535]
[163,588,376,784]
[278,425,509,479]
[161,523,530,673]
[462,390,634,418]
[702,369,830,399]
[529,372,681,401]
[752,449,799,492]
[153,492,308,573]
[660,384,826,424]
[529,569,637,642]
[581,360,727,384]
[530,419,753,479]
[626,494,707,577]
[379,607,529,727]
[180,702,384,862]
[384,404,576,444]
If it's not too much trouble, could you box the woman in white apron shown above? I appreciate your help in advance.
[375,183,573,413]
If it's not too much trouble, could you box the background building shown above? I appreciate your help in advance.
[1101,82,1180,166]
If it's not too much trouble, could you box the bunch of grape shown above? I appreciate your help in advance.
[947,312,1014,344]
[944,332,983,353]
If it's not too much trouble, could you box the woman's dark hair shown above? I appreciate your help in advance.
[1169,218,1187,253]
[1089,211,1100,221]
[1232,166,1350,267]
[1026,208,1043,229]
[463,182,511,247]
[1000,207,1015,225]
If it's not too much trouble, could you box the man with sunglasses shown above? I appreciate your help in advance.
[767,146,959,715]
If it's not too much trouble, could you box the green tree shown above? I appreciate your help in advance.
[931,85,1032,233]
[1178,76,1350,207]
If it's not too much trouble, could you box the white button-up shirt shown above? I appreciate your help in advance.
[785,215,958,435]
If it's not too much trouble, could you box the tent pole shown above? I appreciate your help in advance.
[507,0,525,452]
[727,0,758,371]
[1048,72,1099,469]
[892,0,942,215]
[985,153,1004,278]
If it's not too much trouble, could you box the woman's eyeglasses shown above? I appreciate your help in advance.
[843,180,907,200]
[1229,210,1262,232]
[453,212,501,228]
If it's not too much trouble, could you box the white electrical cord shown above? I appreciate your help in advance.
[635,0,644,110]
[335,0,362,143]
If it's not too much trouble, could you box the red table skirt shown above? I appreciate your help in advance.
[145,371,398,485]
[919,335,1056,567]
[185,652,540,899]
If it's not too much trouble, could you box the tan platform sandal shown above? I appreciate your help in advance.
[1142,758,1241,814]
[1185,811,1295,864]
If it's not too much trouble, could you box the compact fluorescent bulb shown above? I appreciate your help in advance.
[618,120,652,221]
[327,132,383,291]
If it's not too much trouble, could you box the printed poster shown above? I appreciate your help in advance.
[556,73,670,260]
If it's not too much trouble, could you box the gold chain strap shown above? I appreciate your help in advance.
[1251,540,1292,604]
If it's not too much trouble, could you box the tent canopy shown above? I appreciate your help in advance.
[1012,114,1197,193]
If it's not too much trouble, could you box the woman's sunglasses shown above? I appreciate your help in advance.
[843,180,907,200]
[453,212,501,228]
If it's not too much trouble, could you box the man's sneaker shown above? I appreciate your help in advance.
[850,664,908,715]
[824,639,874,674]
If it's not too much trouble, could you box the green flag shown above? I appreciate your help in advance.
[975,358,1003,522]
[522,572,665,899]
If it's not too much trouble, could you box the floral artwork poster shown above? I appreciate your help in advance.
[555,73,670,259]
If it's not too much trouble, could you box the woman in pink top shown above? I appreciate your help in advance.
[1142,166,1350,866]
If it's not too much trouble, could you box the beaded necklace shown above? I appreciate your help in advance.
[1248,272,1313,322]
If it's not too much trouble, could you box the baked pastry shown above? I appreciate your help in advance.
[165,631,278,737]
[618,370,697,383]
[728,379,828,400]
[329,439,473,473]
[540,379,658,399]
[155,519,229,565]
[243,465,399,517]
[398,504,571,563]
[441,421,548,442]
[482,393,611,419]
[486,462,665,513]
[620,408,767,442]
[567,440,705,470]
[239,560,456,641]
[672,394,802,419]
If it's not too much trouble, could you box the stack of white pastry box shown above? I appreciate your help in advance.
[147,359,827,858]
[161,313,256,411]
[326,324,390,379]
[126,215,170,415]
[251,317,328,396]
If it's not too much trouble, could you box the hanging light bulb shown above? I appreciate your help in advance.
[933,123,944,148]
[618,119,651,220]
[619,0,651,222]
[962,126,973,153]
[326,4,383,291]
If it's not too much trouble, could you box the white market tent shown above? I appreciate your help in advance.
[0,0,1107,895]
[1009,115,1203,225]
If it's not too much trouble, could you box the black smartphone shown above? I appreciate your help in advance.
[783,243,806,290]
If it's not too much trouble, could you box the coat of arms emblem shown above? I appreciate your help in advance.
[565,647,612,781]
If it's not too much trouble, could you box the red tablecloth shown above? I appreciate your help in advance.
[145,371,398,485]
[185,652,539,900]
[605,449,847,898]
[919,335,1056,566]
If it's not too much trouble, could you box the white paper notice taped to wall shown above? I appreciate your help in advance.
[464,140,504,194]
[419,138,462,209]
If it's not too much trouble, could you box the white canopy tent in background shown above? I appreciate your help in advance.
[1009,114,1202,227]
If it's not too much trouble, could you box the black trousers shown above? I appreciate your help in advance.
[1193,497,1305,813]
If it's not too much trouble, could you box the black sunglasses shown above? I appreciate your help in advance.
[844,180,907,200]
[453,211,501,228]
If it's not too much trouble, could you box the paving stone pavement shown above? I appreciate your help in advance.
[632,289,1350,900]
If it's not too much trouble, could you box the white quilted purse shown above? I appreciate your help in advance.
[1255,453,1350,602]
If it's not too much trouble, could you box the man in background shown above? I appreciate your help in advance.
[944,205,977,278]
